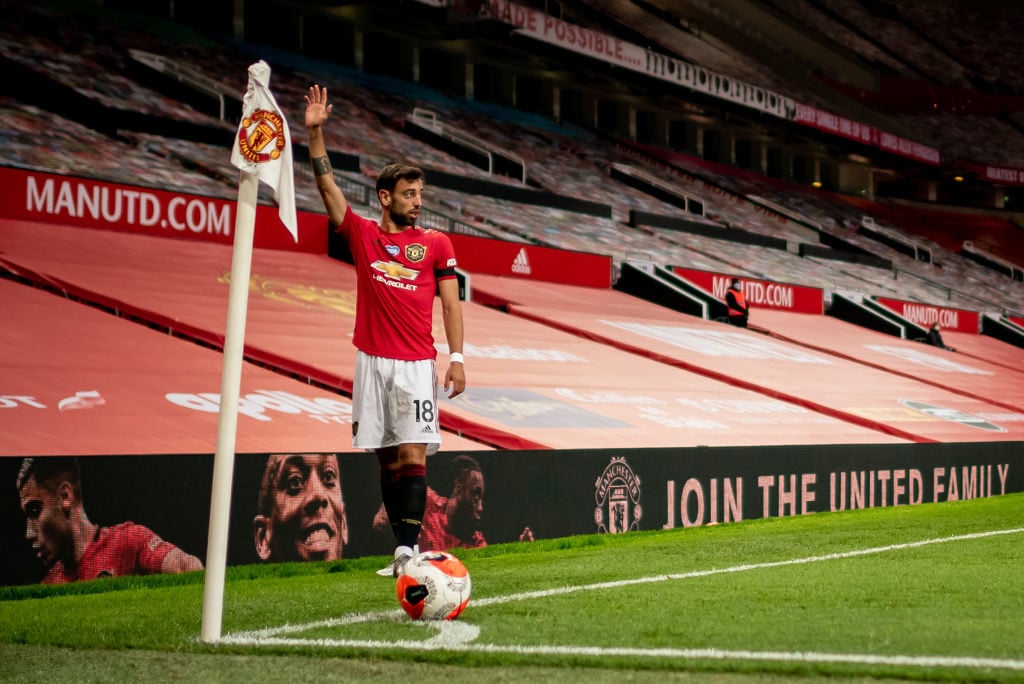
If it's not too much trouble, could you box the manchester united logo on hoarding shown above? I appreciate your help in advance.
[235,110,286,163]
[218,273,357,315]
[594,456,642,534]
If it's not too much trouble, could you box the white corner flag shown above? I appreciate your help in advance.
[202,60,296,644]
[230,59,298,241]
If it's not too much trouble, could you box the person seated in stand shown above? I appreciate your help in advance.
[925,322,956,351]
[725,278,748,328]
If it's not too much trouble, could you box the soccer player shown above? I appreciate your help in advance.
[304,84,466,577]
[419,455,487,551]
[16,457,203,584]
[372,454,487,551]
[253,453,349,563]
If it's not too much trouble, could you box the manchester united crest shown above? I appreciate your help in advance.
[405,243,426,262]
[235,109,286,163]
[594,456,642,534]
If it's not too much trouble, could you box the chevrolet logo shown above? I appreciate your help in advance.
[371,260,419,280]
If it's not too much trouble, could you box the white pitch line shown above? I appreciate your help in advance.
[470,526,1024,608]
[219,526,1024,671]
[224,634,1024,672]
[222,609,404,641]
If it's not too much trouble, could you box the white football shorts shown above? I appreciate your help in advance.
[351,351,441,454]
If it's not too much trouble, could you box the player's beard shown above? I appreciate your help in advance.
[392,209,418,228]
[449,503,480,542]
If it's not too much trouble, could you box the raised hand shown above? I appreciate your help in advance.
[304,84,333,128]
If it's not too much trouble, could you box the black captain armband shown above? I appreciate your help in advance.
[312,155,333,177]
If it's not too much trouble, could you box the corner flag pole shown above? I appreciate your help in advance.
[200,60,297,644]
[201,171,258,643]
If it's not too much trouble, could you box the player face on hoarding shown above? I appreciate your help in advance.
[254,453,349,562]
[449,467,484,541]
[18,475,72,570]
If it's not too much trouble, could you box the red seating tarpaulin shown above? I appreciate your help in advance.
[940,330,1024,374]
[470,274,1024,443]
[1,276,488,456]
[431,301,905,448]
[752,309,1024,415]
[1,220,901,449]
[1,219,536,448]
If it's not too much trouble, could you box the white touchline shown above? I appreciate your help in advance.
[219,526,1024,671]
[471,526,1024,608]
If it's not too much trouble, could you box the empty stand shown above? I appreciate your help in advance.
[468,273,1024,442]
[3,0,1024,457]
[751,309,1024,414]
[940,329,1024,375]
[1,219,911,449]
[4,0,1023,320]
[0,278,488,456]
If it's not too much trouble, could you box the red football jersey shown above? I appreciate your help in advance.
[43,522,176,583]
[419,487,486,551]
[340,207,458,360]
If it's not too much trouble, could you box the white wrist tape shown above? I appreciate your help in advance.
[449,352,465,364]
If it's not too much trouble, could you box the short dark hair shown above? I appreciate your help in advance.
[16,457,82,497]
[256,453,341,517]
[450,455,481,481]
[257,454,287,518]
[375,163,425,197]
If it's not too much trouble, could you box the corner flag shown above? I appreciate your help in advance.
[203,60,296,643]
[230,60,298,241]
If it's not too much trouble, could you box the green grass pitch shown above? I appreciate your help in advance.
[2,493,1022,682]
